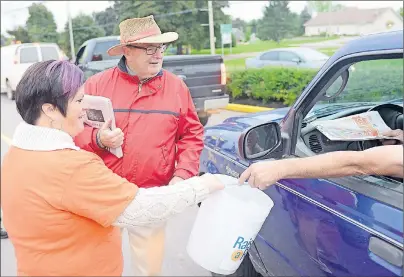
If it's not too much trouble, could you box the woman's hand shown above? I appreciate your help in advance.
[199,173,225,193]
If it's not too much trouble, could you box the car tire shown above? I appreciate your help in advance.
[6,83,15,100]
[210,254,262,277]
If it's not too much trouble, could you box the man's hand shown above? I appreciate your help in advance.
[382,129,403,145]
[238,160,284,190]
[168,176,184,185]
[98,119,124,149]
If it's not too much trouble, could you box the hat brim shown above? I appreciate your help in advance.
[107,32,179,56]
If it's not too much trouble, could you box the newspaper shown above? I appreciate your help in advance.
[314,111,392,141]
[82,95,123,158]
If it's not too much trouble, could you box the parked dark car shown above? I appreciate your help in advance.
[200,30,403,277]
[73,36,229,125]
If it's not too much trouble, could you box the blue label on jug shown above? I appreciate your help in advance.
[231,236,253,261]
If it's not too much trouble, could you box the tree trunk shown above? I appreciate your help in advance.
[176,44,183,55]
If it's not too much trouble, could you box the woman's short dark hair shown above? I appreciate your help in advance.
[15,60,84,124]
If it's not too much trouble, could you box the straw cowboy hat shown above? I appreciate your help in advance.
[107,15,178,56]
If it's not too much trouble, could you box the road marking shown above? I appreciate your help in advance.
[1,133,12,145]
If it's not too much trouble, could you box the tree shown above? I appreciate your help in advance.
[307,1,333,13]
[26,3,58,43]
[257,1,295,43]
[400,7,403,17]
[60,14,105,58]
[307,1,344,14]
[93,7,118,36]
[7,26,31,43]
[298,6,312,36]
[249,19,258,34]
[111,1,230,53]
[232,18,247,32]
[330,3,345,12]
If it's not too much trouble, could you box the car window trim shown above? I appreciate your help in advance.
[287,50,403,155]
[294,49,403,111]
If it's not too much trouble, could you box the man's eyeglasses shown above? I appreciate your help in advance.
[126,44,167,55]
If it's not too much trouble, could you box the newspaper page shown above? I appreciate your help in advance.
[82,95,123,158]
[314,111,392,141]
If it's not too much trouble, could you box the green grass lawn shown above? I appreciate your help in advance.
[318,47,339,56]
[191,36,340,55]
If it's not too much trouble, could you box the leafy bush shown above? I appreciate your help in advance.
[227,67,317,105]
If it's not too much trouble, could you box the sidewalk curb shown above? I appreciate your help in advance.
[225,103,274,113]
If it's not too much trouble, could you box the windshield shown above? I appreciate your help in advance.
[298,48,329,61]
[307,58,403,119]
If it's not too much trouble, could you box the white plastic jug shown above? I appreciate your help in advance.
[187,174,274,275]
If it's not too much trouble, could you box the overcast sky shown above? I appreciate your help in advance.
[1,1,403,34]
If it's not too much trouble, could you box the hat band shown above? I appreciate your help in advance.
[122,26,161,44]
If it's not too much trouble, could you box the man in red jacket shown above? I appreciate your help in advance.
[74,15,204,276]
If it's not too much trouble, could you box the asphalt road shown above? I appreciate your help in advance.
[0,94,244,276]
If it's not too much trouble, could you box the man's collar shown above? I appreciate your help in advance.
[126,62,137,76]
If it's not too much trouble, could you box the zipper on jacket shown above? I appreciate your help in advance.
[138,77,153,93]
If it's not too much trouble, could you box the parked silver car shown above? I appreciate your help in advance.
[245,47,330,69]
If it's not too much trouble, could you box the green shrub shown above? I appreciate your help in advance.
[227,67,318,105]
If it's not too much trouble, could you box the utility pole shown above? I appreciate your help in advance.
[67,1,75,60]
[208,1,215,55]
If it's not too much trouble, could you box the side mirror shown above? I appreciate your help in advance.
[238,122,282,160]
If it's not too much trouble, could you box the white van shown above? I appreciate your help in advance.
[1,43,64,100]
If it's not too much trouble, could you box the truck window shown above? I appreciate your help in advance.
[92,40,121,61]
[40,46,59,61]
[20,47,39,64]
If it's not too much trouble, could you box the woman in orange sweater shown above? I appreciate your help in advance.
[1,60,223,276]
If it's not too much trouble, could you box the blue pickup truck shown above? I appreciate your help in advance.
[200,31,403,277]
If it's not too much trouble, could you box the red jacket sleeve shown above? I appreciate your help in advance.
[174,81,204,180]
[73,77,106,156]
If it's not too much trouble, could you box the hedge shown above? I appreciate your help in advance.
[226,67,318,106]
[226,59,403,106]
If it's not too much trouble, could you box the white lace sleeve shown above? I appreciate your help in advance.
[112,176,209,229]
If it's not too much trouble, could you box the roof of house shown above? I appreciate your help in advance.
[304,7,400,27]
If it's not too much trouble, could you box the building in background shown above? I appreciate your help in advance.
[304,7,403,36]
